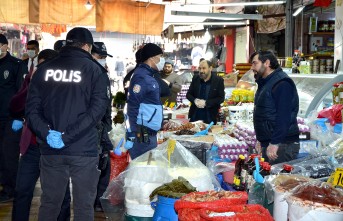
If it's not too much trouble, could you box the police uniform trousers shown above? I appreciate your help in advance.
[12,144,71,221]
[128,134,157,160]
[38,155,100,221]
[0,119,21,196]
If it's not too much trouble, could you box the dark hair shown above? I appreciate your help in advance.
[200,59,212,68]
[199,58,205,62]
[27,40,39,49]
[38,49,59,61]
[249,50,280,69]
[68,42,89,49]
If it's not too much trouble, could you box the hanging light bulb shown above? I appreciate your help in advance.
[85,0,93,10]
[204,29,211,43]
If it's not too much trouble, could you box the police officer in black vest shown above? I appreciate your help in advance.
[26,27,110,221]
[0,34,27,203]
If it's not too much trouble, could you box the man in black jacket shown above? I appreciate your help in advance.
[186,60,224,124]
[0,34,27,203]
[26,27,110,221]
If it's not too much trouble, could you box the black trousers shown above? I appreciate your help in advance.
[95,155,111,207]
[39,155,100,221]
[12,145,71,221]
[0,119,7,184]
[1,119,21,195]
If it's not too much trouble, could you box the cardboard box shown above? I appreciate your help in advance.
[223,74,238,87]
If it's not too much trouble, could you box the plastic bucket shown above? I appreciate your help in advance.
[151,196,178,221]
[287,196,343,221]
[125,214,152,221]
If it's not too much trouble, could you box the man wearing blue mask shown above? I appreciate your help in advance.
[0,34,27,203]
[124,43,166,159]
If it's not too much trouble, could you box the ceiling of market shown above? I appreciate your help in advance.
[0,0,333,36]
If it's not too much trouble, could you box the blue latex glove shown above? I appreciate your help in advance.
[124,140,134,150]
[47,130,65,149]
[12,120,23,131]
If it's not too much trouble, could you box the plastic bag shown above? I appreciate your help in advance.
[236,69,257,91]
[174,191,248,211]
[131,140,219,192]
[317,104,343,126]
[110,151,129,181]
[285,181,343,221]
[104,170,127,205]
[109,123,126,148]
[198,204,273,221]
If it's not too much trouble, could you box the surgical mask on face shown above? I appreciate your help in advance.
[97,59,106,68]
[27,50,36,58]
[155,57,165,71]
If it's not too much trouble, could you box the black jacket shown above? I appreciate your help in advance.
[26,46,110,157]
[186,73,225,124]
[254,68,299,146]
[0,52,27,120]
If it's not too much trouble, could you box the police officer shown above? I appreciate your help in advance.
[26,27,110,221]
[0,34,27,203]
[124,43,164,159]
[91,42,113,212]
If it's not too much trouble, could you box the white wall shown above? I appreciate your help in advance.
[234,27,248,64]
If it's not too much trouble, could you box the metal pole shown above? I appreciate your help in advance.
[285,0,293,57]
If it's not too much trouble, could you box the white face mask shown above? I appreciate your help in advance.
[97,59,106,68]
[155,57,165,71]
[27,50,36,58]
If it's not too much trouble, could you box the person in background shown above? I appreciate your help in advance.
[0,34,27,203]
[25,27,110,221]
[23,40,40,75]
[250,50,300,165]
[54,40,66,52]
[91,41,114,212]
[123,48,143,98]
[91,41,113,71]
[160,59,182,107]
[124,43,164,159]
[114,56,125,77]
[11,49,71,221]
[186,60,224,124]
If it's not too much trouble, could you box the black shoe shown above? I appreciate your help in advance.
[0,191,13,203]
[94,204,103,212]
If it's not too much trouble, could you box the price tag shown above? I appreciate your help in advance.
[333,168,343,188]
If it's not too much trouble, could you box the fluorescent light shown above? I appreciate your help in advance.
[182,1,286,7]
[164,21,247,26]
[171,11,263,20]
[293,6,305,16]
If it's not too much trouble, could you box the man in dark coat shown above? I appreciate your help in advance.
[186,60,224,124]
